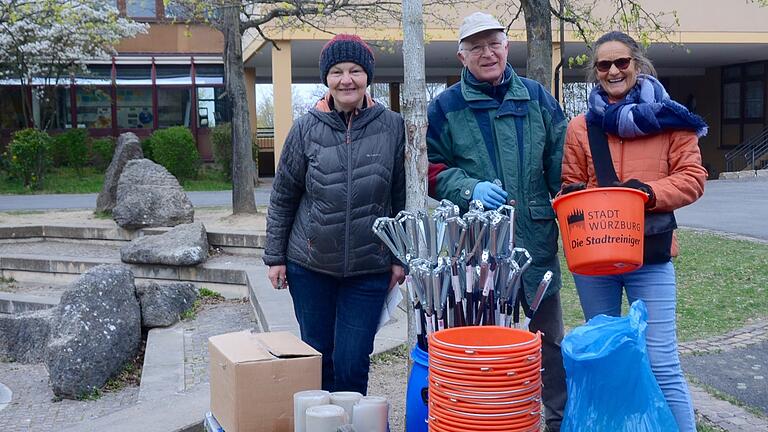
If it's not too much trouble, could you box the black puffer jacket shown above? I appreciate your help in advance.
[263,101,406,277]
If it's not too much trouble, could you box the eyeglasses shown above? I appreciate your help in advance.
[595,57,632,72]
[462,41,505,56]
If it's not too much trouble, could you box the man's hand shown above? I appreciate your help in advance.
[472,181,508,210]
[389,265,405,291]
[268,265,288,290]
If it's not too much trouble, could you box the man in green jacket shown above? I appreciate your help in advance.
[427,12,567,431]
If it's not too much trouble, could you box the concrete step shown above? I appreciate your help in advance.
[0,224,266,255]
[0,239,260,298]
[0,291,58,313]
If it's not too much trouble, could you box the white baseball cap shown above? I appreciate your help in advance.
[458,12,505,44]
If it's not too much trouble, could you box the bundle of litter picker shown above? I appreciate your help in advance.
[373,200,553,351]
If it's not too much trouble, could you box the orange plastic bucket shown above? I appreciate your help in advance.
[429,390,539,414]
[553,187,648,275]
[429,402,541,427]
[429,362,541,382]
[430,327,539,354]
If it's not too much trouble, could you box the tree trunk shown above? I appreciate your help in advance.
[402,0,428,387]
[522,0,553,88]
[222,5,257,214]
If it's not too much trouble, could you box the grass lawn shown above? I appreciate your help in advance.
[559,229,768,342]
[0,166,232,194]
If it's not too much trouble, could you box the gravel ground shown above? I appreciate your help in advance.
[368,345,409,432]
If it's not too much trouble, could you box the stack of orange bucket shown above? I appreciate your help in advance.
[427,326,542,431]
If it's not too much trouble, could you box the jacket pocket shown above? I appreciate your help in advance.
[526,205,559,260]
[529,205,556,221]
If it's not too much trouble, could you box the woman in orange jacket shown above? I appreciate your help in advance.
[561,31,708,432]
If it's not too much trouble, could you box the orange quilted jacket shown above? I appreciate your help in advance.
[561,114,708,256]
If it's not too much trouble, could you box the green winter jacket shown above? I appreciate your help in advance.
[426,65,566,303]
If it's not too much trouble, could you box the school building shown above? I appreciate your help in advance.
[1,0,767,178]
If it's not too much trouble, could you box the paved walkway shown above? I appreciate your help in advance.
[680,319,768,431]
[0,179,274,211]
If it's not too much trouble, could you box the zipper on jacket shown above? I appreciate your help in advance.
[618,139,624,180]
[344,111,354,275]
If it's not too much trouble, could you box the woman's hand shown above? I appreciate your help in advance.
[560,182,586,196]
[268,265,288,290]
[389,265,405,291]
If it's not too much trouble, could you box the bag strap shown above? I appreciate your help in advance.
[586,122,619,187]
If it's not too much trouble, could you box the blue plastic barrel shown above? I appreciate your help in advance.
[405,345,429,432]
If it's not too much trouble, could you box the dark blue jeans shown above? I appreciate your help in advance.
[286,261,389,395]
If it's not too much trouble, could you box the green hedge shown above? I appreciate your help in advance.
[91,137,115,171]
[147,127,200,180]
[211,122,257,182]
[51,129,89,169]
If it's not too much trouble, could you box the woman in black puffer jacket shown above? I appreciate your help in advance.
[263,34,406,395]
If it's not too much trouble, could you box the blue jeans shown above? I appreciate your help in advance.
[286,261,389,395]
[572,262,696,432]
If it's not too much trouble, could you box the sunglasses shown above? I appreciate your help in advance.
[595,57,632,72]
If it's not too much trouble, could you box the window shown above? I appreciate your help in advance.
[164,0,190,19]
[156,65,192,85]
[75,65,112,86]
[195,65,224,85]
[33,87,71,130]
[76,87,113,128]
[116,88,153,128]
[116,65,152,86]
[745,81,764,119]
[722,62,766,121]
[158,88,192,128]
[723,83,741,119]
[0,87,25,129]
[197,87,230,128]
[126,0,157,18]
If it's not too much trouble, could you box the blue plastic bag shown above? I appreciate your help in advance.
[561,300,678,432]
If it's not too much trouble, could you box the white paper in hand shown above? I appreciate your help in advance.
[377,286,404,331]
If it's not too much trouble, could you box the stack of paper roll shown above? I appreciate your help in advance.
[294,390,389,432]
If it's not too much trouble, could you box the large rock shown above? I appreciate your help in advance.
[120,222,209,266]
[112,159,194,229]
[137,282,198,327]
[0,308,55,363]
[96,132,144,213]
[45,265,142,399]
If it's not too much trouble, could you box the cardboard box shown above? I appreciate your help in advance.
[209,330,321,432]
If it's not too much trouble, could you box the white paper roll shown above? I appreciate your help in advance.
[352,397,388,432]
[293,390,330,432]
[306,404,347,432]
[358,395,387,406]
[330,391,363,421]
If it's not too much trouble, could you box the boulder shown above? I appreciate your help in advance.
[45,265,141,399]
[120,222,209,266]
[96,132,144,213]
[112,159,194,229]
[137,282,198,327]
[0,308,55,363]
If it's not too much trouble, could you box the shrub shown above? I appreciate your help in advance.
[149,126,199,180]
[51,129,89,169]
[7,128,52,189]
[91,137,115,171]
[141,136,154,161]
[211,122,232,181]
[211,122,258,182]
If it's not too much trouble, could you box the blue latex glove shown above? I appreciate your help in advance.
[472,181,508,209]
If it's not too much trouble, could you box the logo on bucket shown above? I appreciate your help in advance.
[566,208,585,234]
